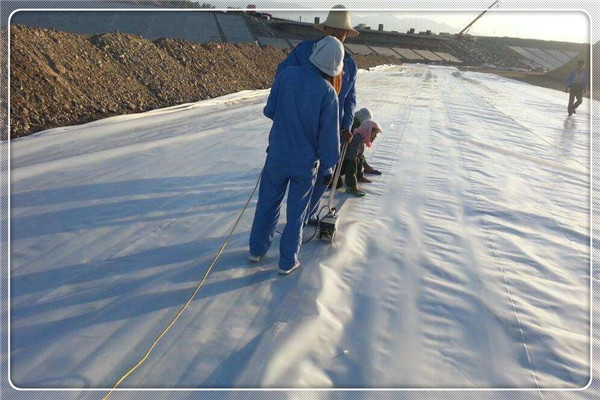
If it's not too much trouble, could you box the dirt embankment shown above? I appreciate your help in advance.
[9,25,288,138]
[9,25,400,139]
[1,28,8,140]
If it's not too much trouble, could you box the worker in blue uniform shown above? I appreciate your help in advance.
[565,60,589,116]
[249,36,344,275]
[274,7,360,225]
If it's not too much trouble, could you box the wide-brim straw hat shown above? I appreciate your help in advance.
[315,6,360,38]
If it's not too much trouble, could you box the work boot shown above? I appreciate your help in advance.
[358,177,372,183]
[249,253,265,262]
[363,163,375,173]
[346,187,366,197]
[363,163,382,175]
[278,261,301,275]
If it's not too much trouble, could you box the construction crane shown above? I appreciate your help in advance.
[457,0,500,37]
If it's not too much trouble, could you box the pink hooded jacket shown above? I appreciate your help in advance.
[353,119,381,148]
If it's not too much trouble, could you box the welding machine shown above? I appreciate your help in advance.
[318,207,339,242]
[316,142,348,243]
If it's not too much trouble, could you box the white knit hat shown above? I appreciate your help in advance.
[309,36,345,77]
[354,108,373,124]
[315,5,359,38]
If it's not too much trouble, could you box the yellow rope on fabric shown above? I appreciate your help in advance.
[103,173,261,399]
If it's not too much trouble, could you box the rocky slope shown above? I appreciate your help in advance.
[1,27,8,140]
[9,25,400,139]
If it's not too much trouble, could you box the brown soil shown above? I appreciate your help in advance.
[1,27,8,140]
[9,25,401,139]
[9,25,288,139]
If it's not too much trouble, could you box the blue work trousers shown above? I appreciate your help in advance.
[249,156,318,269]
[306,169,328,221]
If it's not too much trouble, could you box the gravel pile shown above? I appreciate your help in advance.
[155,39,281,98]
[9,25,400,139]
[1,28,8,140]
[11,26,157,138]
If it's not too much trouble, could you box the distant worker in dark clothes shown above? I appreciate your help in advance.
[274,5,359,225]
[344,119,382,197]
[249,36,343,275]
[565,60,588,116]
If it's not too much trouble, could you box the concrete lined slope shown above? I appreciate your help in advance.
[412,49,443,61]
[508,46,543,68]
[434,51,462,63]
[392,47,424,60]
[9,65,590,389]
[345,43,373,55]
[369,46,400,58]
[546,43,593,81]
[215,13,255,43]
[539,48,568,66]
[526,47,563,69]
[288,39,302,48]
[545,49,572,64]
[11,10,224,42]
[257,37,290,49]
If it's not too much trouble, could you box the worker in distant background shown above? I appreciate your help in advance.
[565,60,588,116]
[249,36,343,275]
[274,5,367,226]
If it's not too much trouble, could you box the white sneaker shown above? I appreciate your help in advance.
[249,254,264,262]
[278,262,301,275]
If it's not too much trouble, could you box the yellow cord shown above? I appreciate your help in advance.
[103,173,261,399]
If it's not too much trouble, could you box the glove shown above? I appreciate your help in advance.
[323,174,333,185]
[341,129,353,143]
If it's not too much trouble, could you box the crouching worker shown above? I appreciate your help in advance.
[330,107,376,190]
[345,119,382,197]
[249,36,343,275]
[353,108,382,176]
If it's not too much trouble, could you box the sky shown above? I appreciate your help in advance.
[1,1,590,43]
[264,10,590,44]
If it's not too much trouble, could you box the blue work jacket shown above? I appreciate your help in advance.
[275,39,357,132]
[565,69,589,90]
[264,63,341,175]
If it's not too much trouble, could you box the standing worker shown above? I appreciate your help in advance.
[274,5,359,226]
[565,60,588,116]
[248,36,344,275]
